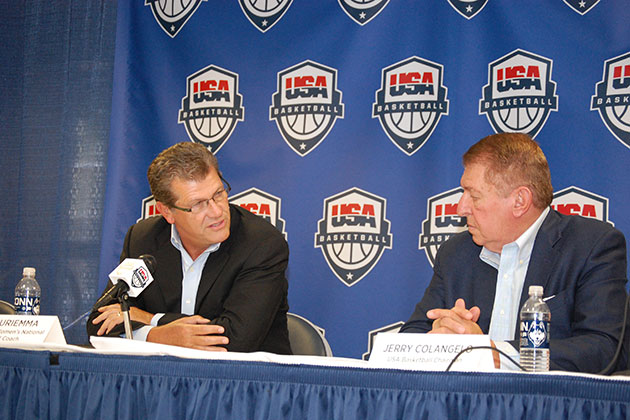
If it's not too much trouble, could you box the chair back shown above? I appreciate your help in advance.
[287,312,333,357]
[0,300,16,314]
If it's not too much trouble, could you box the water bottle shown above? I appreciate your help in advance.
[14,267,41,315]
[519,285,550,372]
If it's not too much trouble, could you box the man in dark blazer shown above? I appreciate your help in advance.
[401,133,627,373]
[87,142,291,354]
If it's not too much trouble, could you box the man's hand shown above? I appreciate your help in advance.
[92,304,155,336]
[426,298,482,335]
[146,316,229,351]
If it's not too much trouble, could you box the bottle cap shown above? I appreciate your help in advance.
[23,267,36,277]
[528,285,543,296]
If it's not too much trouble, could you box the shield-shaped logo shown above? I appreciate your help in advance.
[338,0,390,26]
[591,52,630,150]
[238,0,293,32]
[230,188,288,239]
[315,188,393,287]
[145,0,206,38]
[551,186,613,226]
[447,0,489,19]
[563,0,600,15]
[270,60,344,156]
[479,49,558,138]
[179,65,244,153]
[373,56,449,155]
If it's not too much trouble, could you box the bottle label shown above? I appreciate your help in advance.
[14,295,40,315]
[520,318,549,349]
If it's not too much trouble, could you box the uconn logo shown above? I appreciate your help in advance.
[338,0,390,25]
[315,188,392,287]
[480,49,558,138]
[270,60,344,156]
[229,188,287,239]
[145,0,205,38]
[591,52,630,149]
[418,187,467,266]
[238,0,293,32]
[179,65,244,153]
[373,56,449,155]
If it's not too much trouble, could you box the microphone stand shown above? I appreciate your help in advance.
[118,293,133,340]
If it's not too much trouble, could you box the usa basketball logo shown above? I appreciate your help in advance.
[145,0,205,38]
[362,321,404,360]
[591,52,630,149]
[480,49,558,138]
[551,186,613,226]
[270,60,344,156]
[419,187,467,266]
[179,65,244,153]
[447,0,488,19]
[315,188,392,287]
[238,0,293,33]
[138,195,161,222]
[373,56,449,155]
[563,0,599,15]
[229,188,287,239]
[338,0,390,25]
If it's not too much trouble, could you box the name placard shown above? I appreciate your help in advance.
[0,315,66,345]
[368,333,495,372]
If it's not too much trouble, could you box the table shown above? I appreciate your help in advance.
[1,347,630,419]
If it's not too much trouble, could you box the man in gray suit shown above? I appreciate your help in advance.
[87,142,291,354]
[401,133,627,372]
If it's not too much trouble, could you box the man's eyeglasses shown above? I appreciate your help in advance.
[171,177,232,214]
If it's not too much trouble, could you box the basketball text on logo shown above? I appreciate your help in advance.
[315,188,392,287]
[419,187,467,266]
[238,0,293,32]
[551,186,613,226]
[179,65,244,153]
[229,188,287,239]
[145,0,206,38]
[563,0,600,15]
[447,0,489,19]
[479,49,558,138]
[338,0,390,26]
[270,60,344,156]
[373,57,449,156]
[591,52,630,149]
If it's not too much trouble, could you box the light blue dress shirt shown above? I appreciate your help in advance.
[131,224,220,341]
[481,207,549,342]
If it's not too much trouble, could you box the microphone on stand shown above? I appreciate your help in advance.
[92,255,157,339]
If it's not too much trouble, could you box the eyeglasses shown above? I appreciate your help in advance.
[170,177,231,214]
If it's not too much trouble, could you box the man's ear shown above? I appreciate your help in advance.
[512,186,533,218]
[156,201,175,224]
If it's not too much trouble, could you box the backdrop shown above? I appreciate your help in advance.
[97,0,630,359]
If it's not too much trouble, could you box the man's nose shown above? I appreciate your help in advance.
[457,194,469,217]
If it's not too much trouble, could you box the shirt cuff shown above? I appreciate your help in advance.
[151,313,164,326]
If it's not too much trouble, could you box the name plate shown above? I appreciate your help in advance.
[368,333,495,372]
[0,315,66,345]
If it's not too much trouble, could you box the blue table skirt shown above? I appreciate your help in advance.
[1,347,629,420]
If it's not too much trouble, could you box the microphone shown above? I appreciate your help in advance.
[92,254,157,310]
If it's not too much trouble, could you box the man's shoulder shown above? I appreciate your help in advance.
[547,209,620,238]
[437,230,479,259]
[230,204,286,244]
[127,216,171,243]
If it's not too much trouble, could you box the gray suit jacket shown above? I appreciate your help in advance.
[88,205,291,354]
[401,210,628,372]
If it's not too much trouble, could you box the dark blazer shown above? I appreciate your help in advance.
[87,205,291,354]
[401,210,628,373]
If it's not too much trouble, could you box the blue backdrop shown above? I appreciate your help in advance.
[98,0,630,359]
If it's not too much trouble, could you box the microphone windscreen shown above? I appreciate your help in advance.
[139,254,157,274]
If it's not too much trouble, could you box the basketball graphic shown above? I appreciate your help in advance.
[271,60,344,156]
[591,52,630,149]
[145,0,205,37]
[373,56,449,155]
[179,64,244,153]
[239,0,293,32]
[480,49,558,138]
[315,188,393,286]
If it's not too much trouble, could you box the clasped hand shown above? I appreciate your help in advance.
[427,298,482,335]
[93,304,228,351]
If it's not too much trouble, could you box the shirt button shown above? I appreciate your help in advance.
[186,299,191,304]
[500,310,505,315]
[503,274,508,279]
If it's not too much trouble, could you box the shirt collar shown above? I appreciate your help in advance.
[480,207,549,268]
[170,224,220,260]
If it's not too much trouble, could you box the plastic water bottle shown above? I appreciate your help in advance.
[14,267,41,315]
[519,285,550,372]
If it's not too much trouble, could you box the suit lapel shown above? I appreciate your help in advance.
[152,233,184,312]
